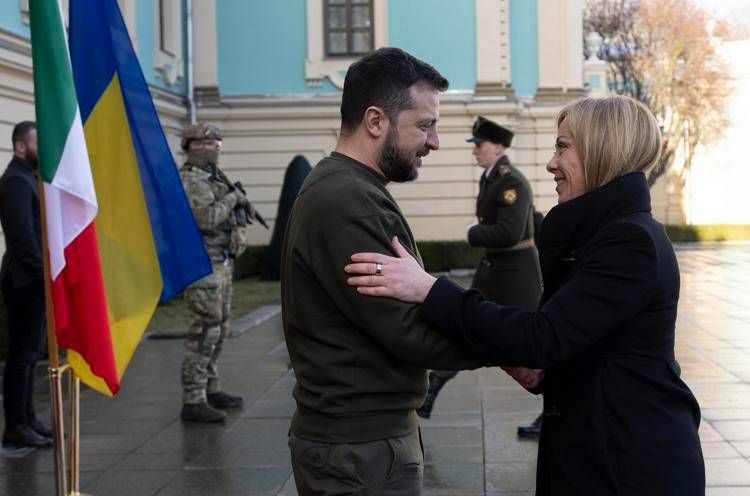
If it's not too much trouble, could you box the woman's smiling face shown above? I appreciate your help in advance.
[547,120,586,203]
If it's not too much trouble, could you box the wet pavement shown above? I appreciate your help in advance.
[1,242,749,495]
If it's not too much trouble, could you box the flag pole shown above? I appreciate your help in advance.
[38,175,68,496]
[68,374,85,495]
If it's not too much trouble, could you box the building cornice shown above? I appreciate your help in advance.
[0,29,30,56]
[196,92,530,124]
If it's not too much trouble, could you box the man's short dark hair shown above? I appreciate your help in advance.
[12,121,36,148]
[340,47,449,132]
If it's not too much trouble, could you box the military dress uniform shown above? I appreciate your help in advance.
[468,155,542,307]
[418,117,542,421]
[179,123,250,423]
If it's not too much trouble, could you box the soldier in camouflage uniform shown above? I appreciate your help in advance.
[179,123,256,423]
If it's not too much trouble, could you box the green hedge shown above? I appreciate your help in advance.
[665,225,750,242]
[233,245,269,280]
[2,226,748,360]
[420,225,750,269]
[416,240,484,272]
[219,224,750,277]
[233,240,484,275]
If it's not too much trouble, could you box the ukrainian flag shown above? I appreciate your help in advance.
[65,0,211,395]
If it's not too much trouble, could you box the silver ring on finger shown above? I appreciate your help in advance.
[375,262,383,275]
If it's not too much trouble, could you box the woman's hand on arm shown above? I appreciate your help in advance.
[345,236,437,303]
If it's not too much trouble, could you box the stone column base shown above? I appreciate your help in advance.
[533,87,587,103]
[474,82,516,100]
[195,85,221,106]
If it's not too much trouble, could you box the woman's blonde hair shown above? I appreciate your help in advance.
[557,95,662,192]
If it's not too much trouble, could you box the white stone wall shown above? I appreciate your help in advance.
[195,94,567,244]
[0,29,35,254]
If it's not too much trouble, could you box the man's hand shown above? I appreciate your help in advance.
[501,366,544,390]
[234,191,251,208]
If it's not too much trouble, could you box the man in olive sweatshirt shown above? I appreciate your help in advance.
[281,48,490,494]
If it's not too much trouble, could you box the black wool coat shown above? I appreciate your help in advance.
[421,172,705,495]
[0,157,43,288]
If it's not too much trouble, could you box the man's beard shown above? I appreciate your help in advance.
[26,150,38,170]
[378,127,419,183]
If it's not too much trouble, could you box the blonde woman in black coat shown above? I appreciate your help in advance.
[344,95,705,495]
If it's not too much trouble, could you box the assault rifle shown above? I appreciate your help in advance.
[214,167,269,229]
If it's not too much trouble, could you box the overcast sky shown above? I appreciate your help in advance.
[694,0,750,16]
[694,0,750,37]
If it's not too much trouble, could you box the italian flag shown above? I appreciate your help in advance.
[30,0,119,394]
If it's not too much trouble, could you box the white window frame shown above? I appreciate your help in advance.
[153,0,184,86]
[20,0,68,25]
[305,0,388,89]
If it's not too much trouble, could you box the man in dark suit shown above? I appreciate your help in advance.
[417,117,544,437]
[0,121,53,449]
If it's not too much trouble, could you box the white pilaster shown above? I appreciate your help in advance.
[193,0,219,100]
[535,0,585,101]
[474,0,513,98]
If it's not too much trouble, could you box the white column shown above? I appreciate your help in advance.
[474,0,513,98]
[117,0,138,50]
[535,0,585,101]
[193,0,219,101]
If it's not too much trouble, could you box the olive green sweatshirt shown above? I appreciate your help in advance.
[281,152,488,443]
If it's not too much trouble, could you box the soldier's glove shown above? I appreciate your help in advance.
[229,226,248,257]
[231,188,269,230]
[239,199,269,229]
[234,191,251,208]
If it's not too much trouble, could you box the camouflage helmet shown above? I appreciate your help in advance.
[181,122,222,151]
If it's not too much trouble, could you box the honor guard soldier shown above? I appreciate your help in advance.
[179,123,264,423]
[418,117,544,437]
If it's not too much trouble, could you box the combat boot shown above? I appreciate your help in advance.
[181,402,227,423]
[207,391,244,410]
[416,373,447,419]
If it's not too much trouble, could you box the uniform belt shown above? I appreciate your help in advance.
[485,238,535,255]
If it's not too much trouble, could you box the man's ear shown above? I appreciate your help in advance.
[13,141,25,157]
[363,106,388,138]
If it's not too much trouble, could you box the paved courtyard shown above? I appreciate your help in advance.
[1,243,749,495]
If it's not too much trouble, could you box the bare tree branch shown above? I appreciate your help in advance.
[584,0,732,187]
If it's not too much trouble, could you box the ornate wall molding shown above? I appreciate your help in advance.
[153,0,184,86]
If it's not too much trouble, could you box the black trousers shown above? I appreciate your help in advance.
[2,277,46,428]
